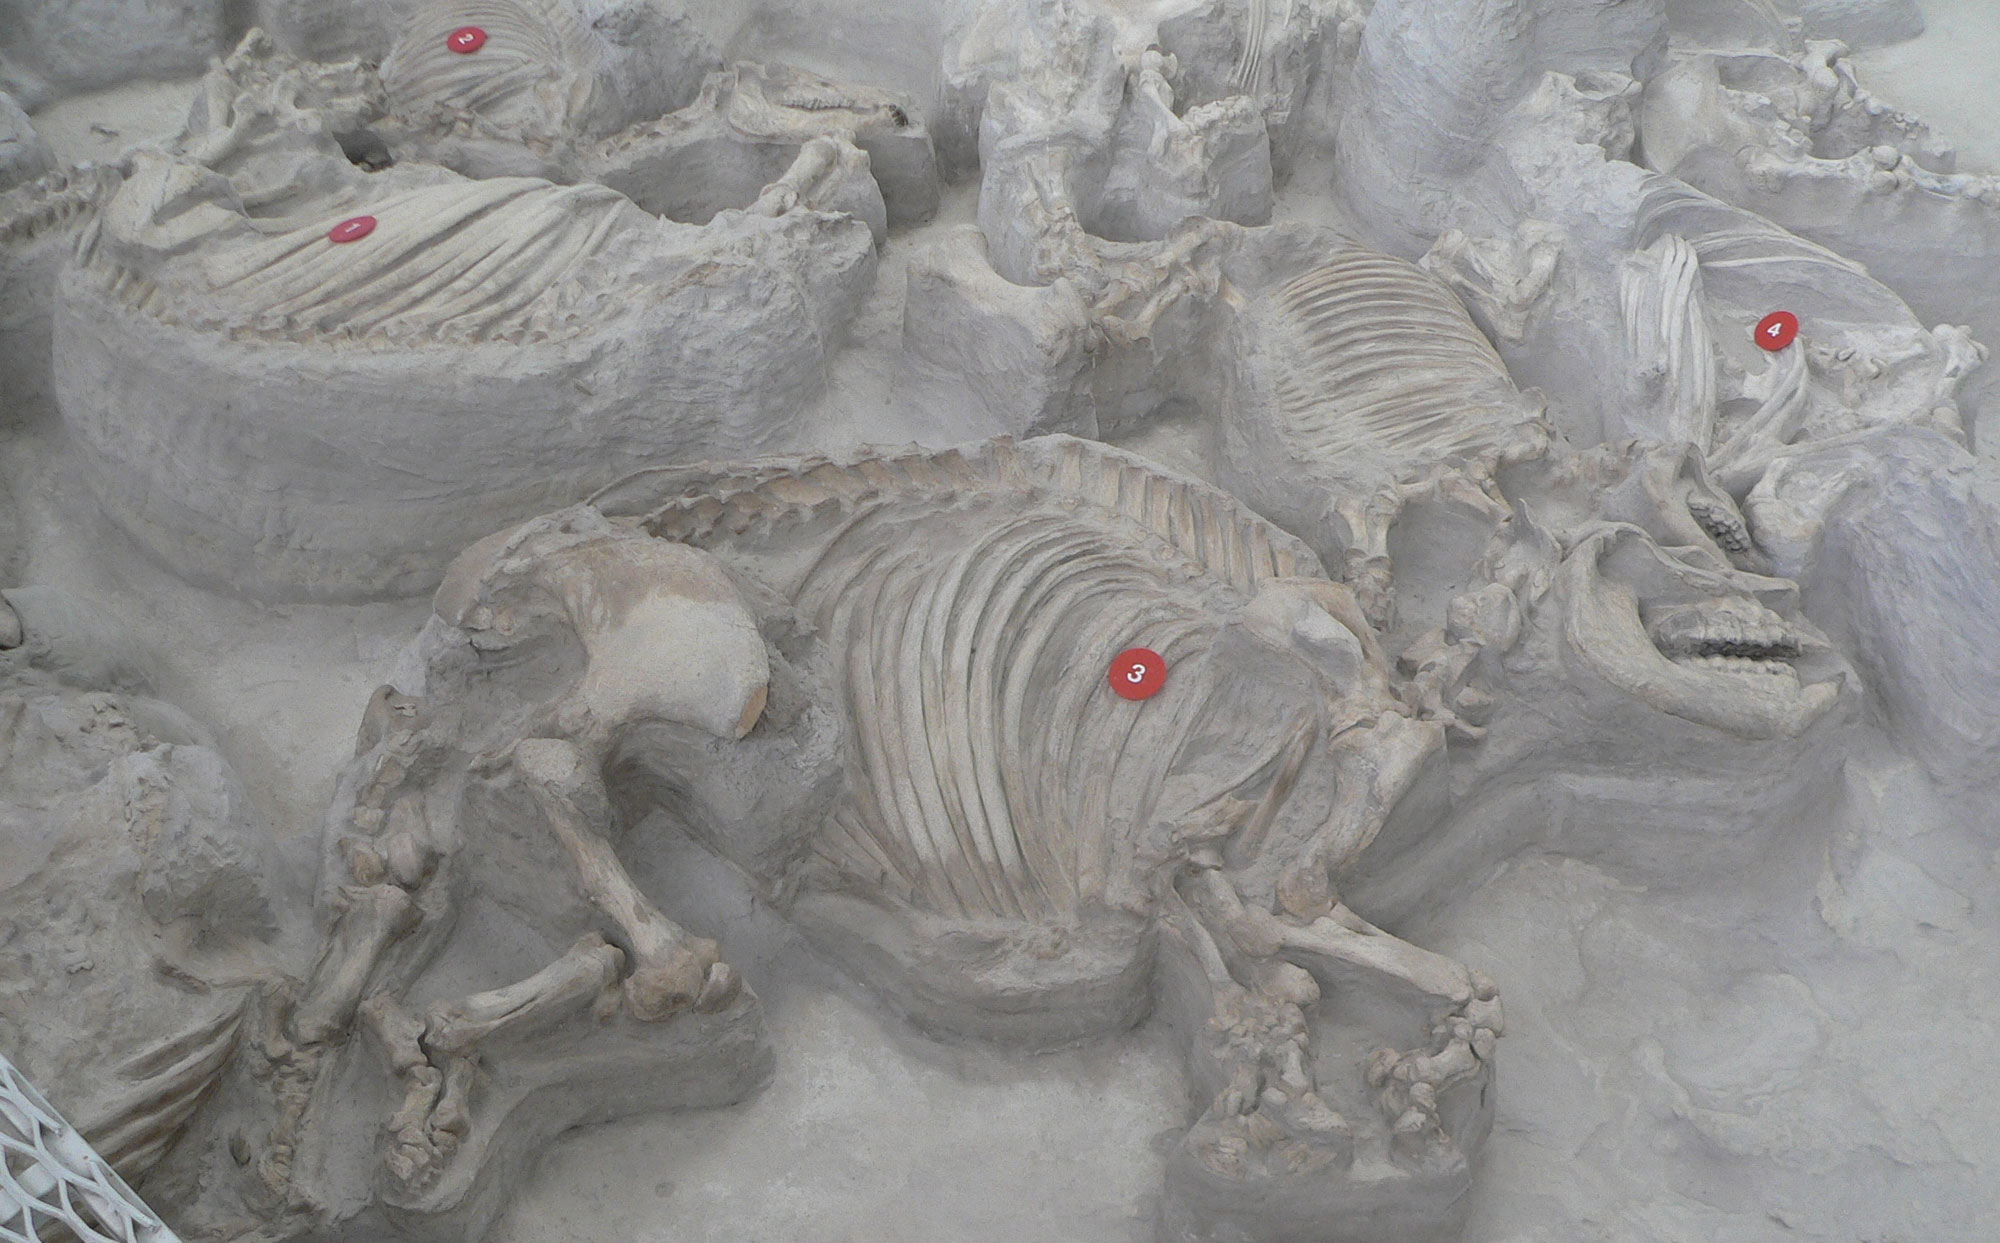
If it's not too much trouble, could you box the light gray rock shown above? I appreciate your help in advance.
[8,3,2000,1242]
[0,594,296,1190]
[1750,427,2000,790]
[0,91,55,189]
[0,0,232,96]
[1801,0,1924,50]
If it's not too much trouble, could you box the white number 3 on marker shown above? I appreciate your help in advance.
[1109,646,1166,700]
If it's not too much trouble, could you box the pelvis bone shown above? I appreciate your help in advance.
[432,518,771,745]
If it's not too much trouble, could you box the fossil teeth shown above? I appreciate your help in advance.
[1648,596,1803,665]
[1668,652,1799,677]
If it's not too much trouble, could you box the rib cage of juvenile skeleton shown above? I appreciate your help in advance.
[1257,250,1540,467]
[1216,241,1551,628]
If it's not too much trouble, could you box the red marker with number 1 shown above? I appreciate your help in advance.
[1109,648,1167,700]
[327,215,377,244]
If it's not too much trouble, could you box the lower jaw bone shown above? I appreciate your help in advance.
[1562,552,1838,739]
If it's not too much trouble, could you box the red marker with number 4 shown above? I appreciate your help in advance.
[1755,311,1799,351]
[1109,648,1167,700]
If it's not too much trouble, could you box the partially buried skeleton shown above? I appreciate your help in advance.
[56,19,925,600]
[1200,236,1851,755]
[0,584,299,1240]
[118,202,1863,1243]
[178,436,1501,1243]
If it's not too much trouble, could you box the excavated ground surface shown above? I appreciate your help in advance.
[15,9,2000,1240]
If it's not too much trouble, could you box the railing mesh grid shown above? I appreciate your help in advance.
[1,1053,181,1243]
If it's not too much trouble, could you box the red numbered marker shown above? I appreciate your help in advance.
[447,25,487,53]
[1109,647,1167,701]
[1754,310,1799,351]
[327,215,377,244]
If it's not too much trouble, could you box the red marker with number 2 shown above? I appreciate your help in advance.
[1109,648,1167,700]
[447,26,487,53]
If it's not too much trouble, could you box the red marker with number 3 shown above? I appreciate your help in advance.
[1109,648,1167,700]
[1754,311,1799,351]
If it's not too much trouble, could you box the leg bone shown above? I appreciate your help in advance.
[1168,898,1355,1182]
[1276,712,1444,919]
[363,935,625,1194]
[1188,869,1501,1156]
[422,934,625,1057]
[512,738,738,1021]
[291,884,419,1045]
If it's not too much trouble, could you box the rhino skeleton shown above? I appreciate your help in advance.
[248,435,1499,1243]
[1218,242,1551,626]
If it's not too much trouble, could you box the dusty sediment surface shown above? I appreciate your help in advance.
[5,5,2000,1242]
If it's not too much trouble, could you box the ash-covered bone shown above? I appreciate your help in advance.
[252,432,1498,1243]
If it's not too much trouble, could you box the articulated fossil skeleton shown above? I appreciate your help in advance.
[1215,242,1553,626]
[53,29,886,600]
[78,170,640,345]
[211,436,1500,1243]
[378,0,937,230]
[1618,177,1986,491]
[379,0,619,157]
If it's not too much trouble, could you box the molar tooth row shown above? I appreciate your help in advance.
[1688,501,1751,553]
[1672,653,1796,675]
[1656,616,1786,649]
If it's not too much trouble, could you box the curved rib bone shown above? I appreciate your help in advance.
[1621,232,1718,448]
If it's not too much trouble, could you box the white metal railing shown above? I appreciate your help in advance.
[0,1053,181,1243]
